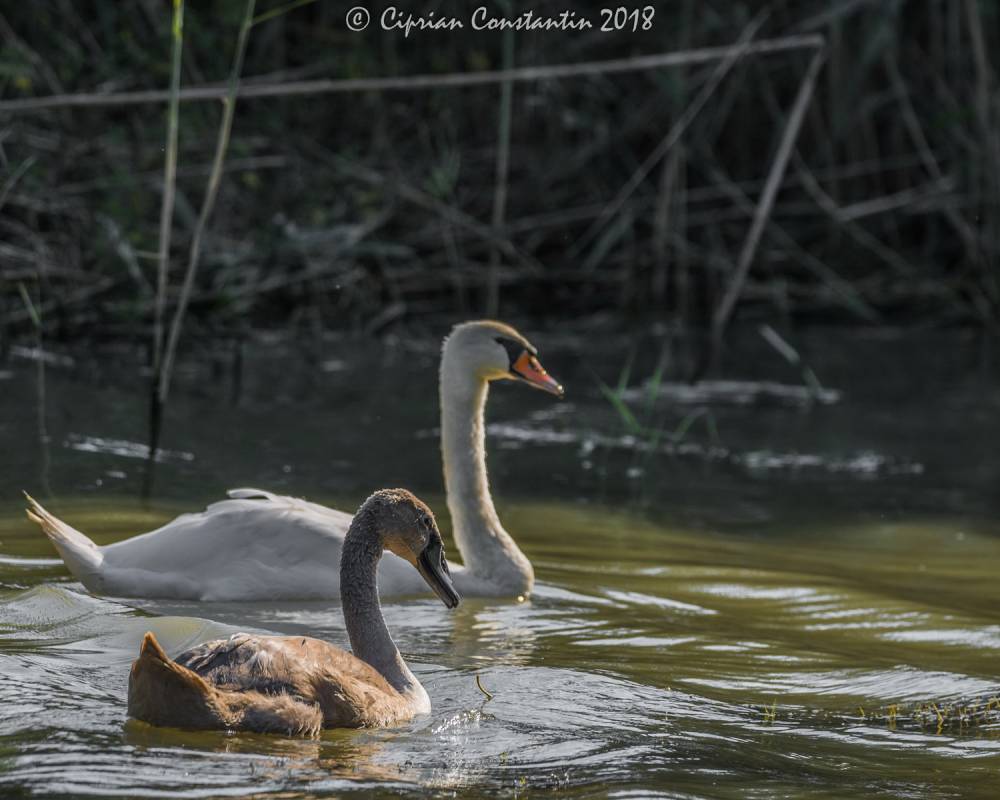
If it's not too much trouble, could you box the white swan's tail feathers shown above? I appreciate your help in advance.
[23,492,104,583]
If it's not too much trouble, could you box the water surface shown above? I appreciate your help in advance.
[1,326,999,798]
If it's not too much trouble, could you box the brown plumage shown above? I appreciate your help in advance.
[128,631,406,735]
[126,489,460,736]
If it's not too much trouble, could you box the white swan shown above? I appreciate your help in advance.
[25,320,562,601]
[128,489,460,735]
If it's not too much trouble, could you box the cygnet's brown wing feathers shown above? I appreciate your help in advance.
[128,632,323,736]
[173,633,406,728]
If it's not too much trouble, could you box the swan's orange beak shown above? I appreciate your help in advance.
[511,351,564,398]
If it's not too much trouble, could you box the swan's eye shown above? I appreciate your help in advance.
[494,337,522,368]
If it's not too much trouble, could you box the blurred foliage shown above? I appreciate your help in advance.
[0,0,998,345]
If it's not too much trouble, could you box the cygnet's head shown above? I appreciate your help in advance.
[442,320,564,397]
[361,488,460,609]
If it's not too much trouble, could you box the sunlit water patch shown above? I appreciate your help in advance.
[484,422,925,478]
[64,434,196,464]
[621,379,842,407]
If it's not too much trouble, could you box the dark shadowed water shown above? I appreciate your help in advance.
[1,325,999,798]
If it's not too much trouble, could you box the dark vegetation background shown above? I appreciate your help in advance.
[0,0,997,354]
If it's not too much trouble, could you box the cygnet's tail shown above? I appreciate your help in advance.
[128,632,224,730]
[23,492,104,588]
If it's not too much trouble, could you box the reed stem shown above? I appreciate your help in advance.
[157,0,257,405]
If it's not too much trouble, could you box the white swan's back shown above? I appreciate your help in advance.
[104,491,350,599]
[26,491,422,601]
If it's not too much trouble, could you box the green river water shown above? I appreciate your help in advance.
[0,326,998,798]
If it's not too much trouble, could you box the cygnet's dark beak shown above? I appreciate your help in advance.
[510,350,564,398]
[417,537,460,609]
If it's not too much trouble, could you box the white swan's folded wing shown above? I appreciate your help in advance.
[100,493,352,600]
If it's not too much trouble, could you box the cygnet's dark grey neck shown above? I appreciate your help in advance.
[340,507,421,695]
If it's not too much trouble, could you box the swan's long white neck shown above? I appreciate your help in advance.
[340,511,429,712]
[440,347,534,596]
